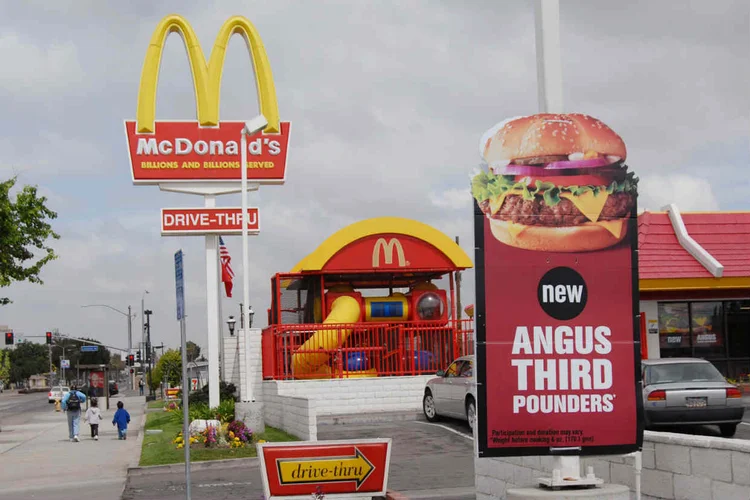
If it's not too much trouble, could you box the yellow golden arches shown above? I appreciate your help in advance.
[135,14,280,134]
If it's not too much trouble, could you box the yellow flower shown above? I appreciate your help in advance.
[257,439,266,443]
[228,431,235,439]
[177,443,184,449]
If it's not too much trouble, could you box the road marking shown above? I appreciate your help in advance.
[197,481,253,488]
[412,421,474,441]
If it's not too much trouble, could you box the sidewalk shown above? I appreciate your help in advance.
[0,393,146,500]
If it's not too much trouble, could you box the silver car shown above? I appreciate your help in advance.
[423,355,477,432]
[642,358,745,437]
[48,386,69,403]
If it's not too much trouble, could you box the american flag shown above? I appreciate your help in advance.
[219,236,234,298]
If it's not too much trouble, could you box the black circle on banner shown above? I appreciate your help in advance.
[537,267,588,320]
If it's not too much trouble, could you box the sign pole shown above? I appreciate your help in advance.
[204,195,221,410]
[175,250,191,499]
[240,128,251,402]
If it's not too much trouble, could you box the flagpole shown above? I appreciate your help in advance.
[217,244,224,382]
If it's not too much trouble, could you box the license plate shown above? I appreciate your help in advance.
[685,397,707,408]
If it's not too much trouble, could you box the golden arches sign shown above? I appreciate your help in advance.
[372,238,406,268]
[125,14,291,184]
[136,14,279,134]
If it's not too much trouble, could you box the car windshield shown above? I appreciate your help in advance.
[648,362,725,384]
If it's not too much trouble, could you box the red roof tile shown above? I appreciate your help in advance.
[638,211,750,279]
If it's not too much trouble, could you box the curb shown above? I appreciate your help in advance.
[385,491,410,500]
[120,397,148,500]
[127,456,259,476]
[318,411,424,426]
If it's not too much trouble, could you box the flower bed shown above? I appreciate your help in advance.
[172,419,265,450]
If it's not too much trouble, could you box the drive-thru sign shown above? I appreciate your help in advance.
[161,207,260,235]
[257,439,391,499]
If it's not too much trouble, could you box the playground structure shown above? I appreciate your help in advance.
[261,217,475,380]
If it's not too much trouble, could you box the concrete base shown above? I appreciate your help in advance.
[235,401,265,434]
[506,484,629,500]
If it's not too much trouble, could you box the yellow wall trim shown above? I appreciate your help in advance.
[640,277,750,291]
[290,217,473,272]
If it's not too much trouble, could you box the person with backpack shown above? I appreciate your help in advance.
[62,384,87,442]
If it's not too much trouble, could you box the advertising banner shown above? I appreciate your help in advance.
[690,302,723,346]
[472,113,643,457]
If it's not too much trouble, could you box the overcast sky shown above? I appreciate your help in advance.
[0,0,747,356]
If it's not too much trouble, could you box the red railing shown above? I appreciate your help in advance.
[262,320,474,380]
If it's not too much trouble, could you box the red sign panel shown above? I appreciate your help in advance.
[257,439,391,499]
[160,207,260,236]
[323,234,454,273]
[473,202,644,457]
[124,120,291,184]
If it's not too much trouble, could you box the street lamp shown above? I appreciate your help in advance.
[226,316,236,336]
[248,306,255,329]
[141,290,149,351]
[241,115,267,404]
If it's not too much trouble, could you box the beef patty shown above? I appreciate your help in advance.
[479,192,634,226]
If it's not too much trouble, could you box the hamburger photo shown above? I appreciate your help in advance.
[472,113,638,252]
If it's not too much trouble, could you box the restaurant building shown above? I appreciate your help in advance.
[638,205,750,379]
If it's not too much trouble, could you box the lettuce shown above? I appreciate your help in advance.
[470,167,638,207]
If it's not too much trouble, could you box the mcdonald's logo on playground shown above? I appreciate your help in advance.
[124,15,291,185]
[372,238,407,268]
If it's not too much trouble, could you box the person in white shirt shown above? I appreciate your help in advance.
[84,398,103,441]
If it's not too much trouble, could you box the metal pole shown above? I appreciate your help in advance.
[241,129,252,402]
[145,310,154,399]
[205,194,221,409]
[534,0,564,114]
[180,314,192,499]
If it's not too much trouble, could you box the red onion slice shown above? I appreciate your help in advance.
[494,164,548,176]
[545,157,611,169]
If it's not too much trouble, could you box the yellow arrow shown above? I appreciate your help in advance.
[276,448,375,489]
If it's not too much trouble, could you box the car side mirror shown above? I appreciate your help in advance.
[436,370,446,377]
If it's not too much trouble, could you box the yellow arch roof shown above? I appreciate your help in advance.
[290,217,473,272]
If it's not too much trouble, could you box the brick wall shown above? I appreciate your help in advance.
[475,431,750,499]
[263,383,317,441]
[223,329,264,402]
[264,376,432,416]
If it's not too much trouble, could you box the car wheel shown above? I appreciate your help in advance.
[423,390,439,422]
[466,397,476,433]
[719,424,737,438]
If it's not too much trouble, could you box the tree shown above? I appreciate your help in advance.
[0,350,11,385]
[50,337,111,371]
[152,348,181,391]
[186,341,200,362]
[9,342,48,384]
[0,177,60,305]
[109,356,125,372]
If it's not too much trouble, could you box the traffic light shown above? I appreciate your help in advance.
[4,332,13,345]
[136,351,141,363]
[45,332,52,345]
[127,354,135,366]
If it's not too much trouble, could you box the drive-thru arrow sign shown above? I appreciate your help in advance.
[257,438,391,499]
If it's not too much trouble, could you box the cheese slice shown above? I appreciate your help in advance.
[559,190,609,223]
[489,192,510,215]
[506,221,528,238]
[590,219,625,238]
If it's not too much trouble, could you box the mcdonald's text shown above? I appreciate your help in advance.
[161,207,260,236]
[125,121,291,184]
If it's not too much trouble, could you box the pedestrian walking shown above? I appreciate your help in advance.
[62,384,87,442]
[112,401,131,440]
[84,398,102,440]
[138,379,144,396]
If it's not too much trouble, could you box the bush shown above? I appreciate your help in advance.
[171,398,234,424]
[190,381,237,405]
[215,399,235,423]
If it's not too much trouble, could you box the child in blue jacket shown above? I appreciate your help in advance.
[112,401,131,440]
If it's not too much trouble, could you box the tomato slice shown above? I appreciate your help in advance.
[515,174,611,187]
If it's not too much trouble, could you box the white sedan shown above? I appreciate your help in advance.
[422,355,477,432]
[48,386,69,403]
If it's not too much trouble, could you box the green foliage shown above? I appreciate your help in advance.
[0,350,11,385]
[0,177,60,305]
[185,341,200,362]
[9,342,48,383]
[190,381,237,404]
[171,398,235,424]
[152,349,181,391]
[215,399,235,423]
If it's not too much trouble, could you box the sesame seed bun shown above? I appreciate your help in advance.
[482,113,627,165]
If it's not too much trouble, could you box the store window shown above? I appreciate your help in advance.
[691,301,725,358]
[726,300,750,379]
[658,303,691,356]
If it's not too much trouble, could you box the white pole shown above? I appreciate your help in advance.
[205,195,221,409]
[179,314,191,499]
[534,0,563,114]
[535,0,581,485]
[240,129,253,402]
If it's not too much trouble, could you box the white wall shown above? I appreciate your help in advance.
[640,300,661,359]
[264,376,432,416]
[475,431,750,499]
[263,383,317,441]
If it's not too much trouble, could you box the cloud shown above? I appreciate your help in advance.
[0,33,84,96]
[639,174,720,212]
[430,188,472,210]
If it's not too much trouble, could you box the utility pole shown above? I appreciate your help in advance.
[144,309,154,400]
[455,236,462,321]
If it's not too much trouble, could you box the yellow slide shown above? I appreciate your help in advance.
[292,295,377,379]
